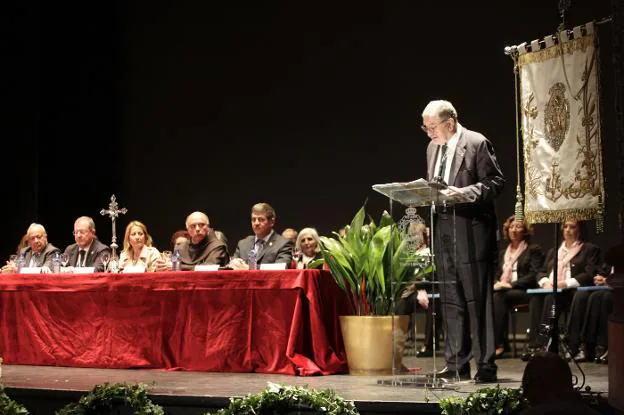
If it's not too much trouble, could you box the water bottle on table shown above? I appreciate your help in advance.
[16,253,26,273]
[248,248,257,270]
[171,248,181,271]
[51,252,61,274]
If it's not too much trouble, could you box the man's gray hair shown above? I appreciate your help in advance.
[422,100,458,120]
[27,223,46,236]
[75,216,96,232]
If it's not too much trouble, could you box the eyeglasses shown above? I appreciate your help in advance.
[73,230,91,236]
[421,118,450,134]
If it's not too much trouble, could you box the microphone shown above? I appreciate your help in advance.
[428,176,448,190]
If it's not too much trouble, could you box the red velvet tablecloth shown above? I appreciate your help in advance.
[0,269,350,375]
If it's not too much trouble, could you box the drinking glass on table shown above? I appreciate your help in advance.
[156,251,172,271]
[100,252,111,272]
[58,252,70,273]
[292,247,302,263]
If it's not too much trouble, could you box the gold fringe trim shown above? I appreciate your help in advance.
[518,35,593,66]
[525,208,601,225]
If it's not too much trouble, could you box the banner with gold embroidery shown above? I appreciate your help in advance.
[518,22,604,224]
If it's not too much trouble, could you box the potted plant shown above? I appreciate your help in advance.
[311,205,433,375]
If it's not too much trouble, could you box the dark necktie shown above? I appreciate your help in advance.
[255,239,265,256]
[78,250,87,267]
[437,144,448,178]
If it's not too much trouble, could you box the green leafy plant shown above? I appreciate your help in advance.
[313,205,433,315]
[0,386,29,415]
[55,383,164,415]
[211,382,359,415]
[439,386,527,415]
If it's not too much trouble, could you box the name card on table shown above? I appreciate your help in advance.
[122,265,146,273]
[259,263,287,270]
[74,267,95,274]
[194,264,219,271]
[20,267,42,274]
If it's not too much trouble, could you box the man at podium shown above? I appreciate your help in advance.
[421,100,505,383]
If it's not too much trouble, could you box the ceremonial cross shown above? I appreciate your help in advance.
[100,195,127,271]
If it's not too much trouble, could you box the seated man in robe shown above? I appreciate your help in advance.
[156,211,229,271]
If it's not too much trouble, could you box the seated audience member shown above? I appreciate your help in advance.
[164,211,229,270]
[568,264,613,363]
[229,202,293,269]
[281,228,298,244]
[2,223,60,273]
[523,219,600,360]
[64,216,111,272]
[170,229,190,251]
[521,352,600,414]
[493,216,544,358]
[293,227,323,269]
[118,220,161,272]
[396,222,440,357]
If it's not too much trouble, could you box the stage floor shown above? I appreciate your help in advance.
[0,355,610,414]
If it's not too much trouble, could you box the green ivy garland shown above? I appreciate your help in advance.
[212,382,359,415]
[55,383,164,415]
[0,386,29,415]
[439,386,528,415]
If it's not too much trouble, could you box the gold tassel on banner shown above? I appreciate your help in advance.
[505,45,525,222]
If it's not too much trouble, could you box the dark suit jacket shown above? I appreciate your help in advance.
[233,231,293,264]
[538,242,601,287]
[64,239,111,272]
[495,243,545,290]
[426,126,505,264]
[19,243,61,268]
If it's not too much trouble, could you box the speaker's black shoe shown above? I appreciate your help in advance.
[431,366,471,381]
[415,347,433,358]
[474,368,498,384]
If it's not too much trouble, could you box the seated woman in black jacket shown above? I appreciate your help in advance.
[492,216,544,358]
[523,219,601,360]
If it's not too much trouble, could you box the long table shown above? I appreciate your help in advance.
[0,269,351,375]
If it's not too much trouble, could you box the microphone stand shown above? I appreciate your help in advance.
[547,224,560,354]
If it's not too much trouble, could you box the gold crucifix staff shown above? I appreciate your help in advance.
[100,195,127,272]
